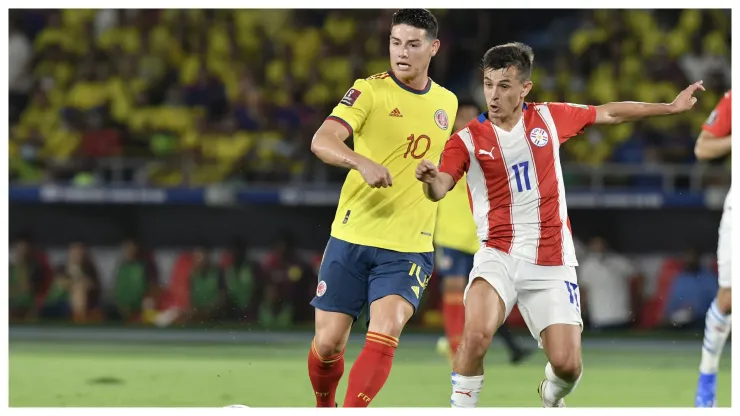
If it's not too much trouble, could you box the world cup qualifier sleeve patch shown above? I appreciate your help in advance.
[340,88,362,107]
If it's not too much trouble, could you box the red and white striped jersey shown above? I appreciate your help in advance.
[438,102,596,267]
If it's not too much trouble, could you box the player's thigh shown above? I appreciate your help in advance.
[516,264,583,349]
[437,247,475,293]
[457,249,514,357]
[311,237,370,321]
[462,278,507,345]
[367,250,434,335]
[464,248,517,318]
[717,209,732,290]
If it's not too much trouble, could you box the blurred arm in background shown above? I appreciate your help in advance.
[694,130,731,160]
[694,90,732,161]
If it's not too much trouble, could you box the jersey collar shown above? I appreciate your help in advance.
[388,70,432,95]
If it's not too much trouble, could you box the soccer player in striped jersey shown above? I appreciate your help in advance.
[416,42,704,407]
[694,90,732,408]
[434,100,531,366]
[308,9,458,407]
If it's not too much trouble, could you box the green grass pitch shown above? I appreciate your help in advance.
[9,339,731,407]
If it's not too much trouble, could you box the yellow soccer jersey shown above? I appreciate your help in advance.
[434,173,480,255]
[327,71,458,253]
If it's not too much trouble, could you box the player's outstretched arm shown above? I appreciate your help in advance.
[695,130,731,160]
[310,119,393,188]
[416,160,454,202]
[593,80,705,125]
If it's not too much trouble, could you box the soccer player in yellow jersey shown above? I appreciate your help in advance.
[434,101,531,366]
[307,9,458,408]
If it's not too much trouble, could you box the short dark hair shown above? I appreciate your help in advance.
[482,42,535,82]
[391,9,438,39]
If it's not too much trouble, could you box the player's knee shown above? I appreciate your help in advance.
[367,295,414,338]
[549,349,582,382]
[313,310,352,357]
[460,324,494,359]
[717,288,732,314]
[314,332,347,358]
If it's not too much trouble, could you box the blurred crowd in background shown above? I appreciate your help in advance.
[9,9,732,188]
[9,233,318,329]
[9,232,720,333]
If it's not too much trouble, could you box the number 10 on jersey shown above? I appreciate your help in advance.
[404,134,431,159]
[511,161,532,192]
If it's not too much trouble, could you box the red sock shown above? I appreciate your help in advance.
[443,292,465,353]
[343,332,398,407]
[308,338,345,407]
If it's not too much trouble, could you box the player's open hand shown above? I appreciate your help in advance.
[415,159,439,184]
[358,159,393,188]
[670,80,705,113]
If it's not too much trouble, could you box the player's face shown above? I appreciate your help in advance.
[389,24,439,79]
[482,67,532,119]
[455,106,480,131]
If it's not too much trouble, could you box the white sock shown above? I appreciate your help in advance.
[450,372,484,408]
[543,362,581,406]
[700,300,732,374]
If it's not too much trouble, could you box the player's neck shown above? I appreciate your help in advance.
[489,108,523,132]
[394,71,430,92]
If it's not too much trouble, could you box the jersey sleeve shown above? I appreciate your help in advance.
[326,79,375,136]
[546,102,597,143]
[702,91,732,137]
[438,134,470,184]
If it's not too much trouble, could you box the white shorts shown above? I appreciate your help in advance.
[717,205,732,288]
[463,247,583,348]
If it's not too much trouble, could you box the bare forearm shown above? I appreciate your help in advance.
[596,102,678,124]
[310,135,366,170]
[423,173,454,202]
[695,135,732,160]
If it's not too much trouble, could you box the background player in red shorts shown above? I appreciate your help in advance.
[693,90,732,407]
[416,42,704,407]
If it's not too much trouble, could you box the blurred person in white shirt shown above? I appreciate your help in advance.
[578,237,642,331]
[9,17,32,123]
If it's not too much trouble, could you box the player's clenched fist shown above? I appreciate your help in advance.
[416,159,438,184]
[358,159,393,188]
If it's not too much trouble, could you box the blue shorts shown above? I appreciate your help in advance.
[311,237,434,322]
[435,247,474,279]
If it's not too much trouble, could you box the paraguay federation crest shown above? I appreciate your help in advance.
[529,127,549,147]
[434,109,449,130]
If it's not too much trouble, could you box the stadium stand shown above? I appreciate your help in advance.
[9,9,731,187]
